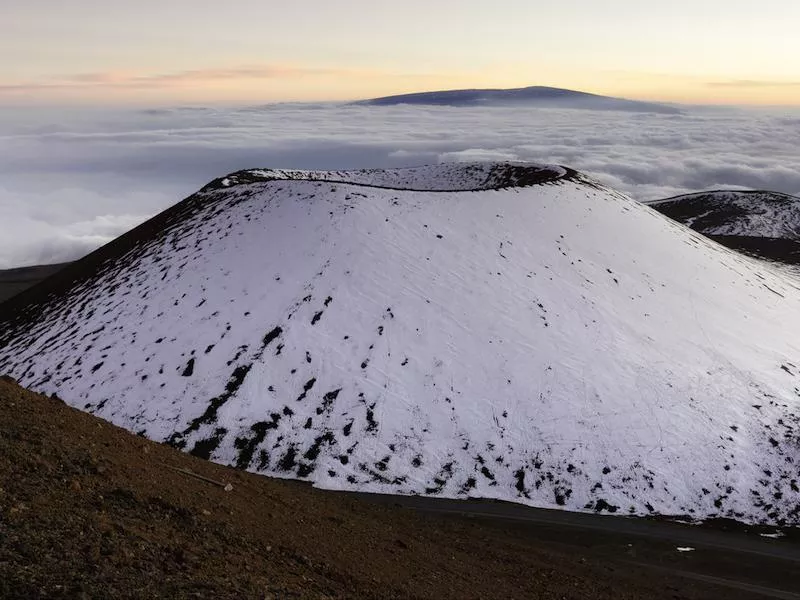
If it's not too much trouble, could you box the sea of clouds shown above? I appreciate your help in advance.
[1,102,799,268]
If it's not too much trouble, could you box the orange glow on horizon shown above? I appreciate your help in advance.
[0,65,798,107]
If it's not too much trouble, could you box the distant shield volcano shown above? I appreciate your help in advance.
[353,86,682,113]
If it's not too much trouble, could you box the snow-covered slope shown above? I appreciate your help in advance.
[648,190,800,240]
[354,86,682,114]
[2,163,799,525]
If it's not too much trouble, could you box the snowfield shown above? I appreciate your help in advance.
[2,163,799,525]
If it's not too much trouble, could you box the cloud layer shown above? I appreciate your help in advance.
[1,103,799,268]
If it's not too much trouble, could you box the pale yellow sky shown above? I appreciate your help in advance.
[1,0,798,106]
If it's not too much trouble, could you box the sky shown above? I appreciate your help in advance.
[2,0,800,106]
[1,1,799,269]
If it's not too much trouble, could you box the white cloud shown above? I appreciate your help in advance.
[1,103,799,268]
[0,185,167,268]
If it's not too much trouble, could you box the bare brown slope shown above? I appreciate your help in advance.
[0,377,752,600]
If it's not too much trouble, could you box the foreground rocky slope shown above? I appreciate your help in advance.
[1,163,799,525]
[4,377,743,600]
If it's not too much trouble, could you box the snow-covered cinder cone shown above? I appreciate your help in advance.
[648,190,800,240]
[649,190,800,272]
[2,163,799,525]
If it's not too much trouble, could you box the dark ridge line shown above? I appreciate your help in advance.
[199,163,577,194]
[0,262,72,284]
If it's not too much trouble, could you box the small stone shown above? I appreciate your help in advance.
[202,509,211,516]
[10,502,28,514]
[224,483,233,492]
